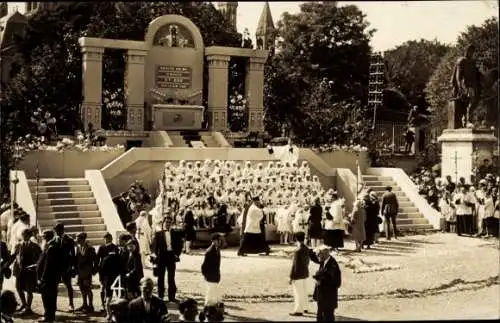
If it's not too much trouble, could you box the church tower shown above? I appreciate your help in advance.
[255,1,275,50]
[217,2,238,30]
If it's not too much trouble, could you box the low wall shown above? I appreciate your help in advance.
[317,150,370,173]
[100,131,151,147]
[211,132,231,147]
[148,131,173,147]
[18,149,125,179]
[85,170,126,242]
[367,167,441,229]
[335,168,357,214]
[10,170,36,226]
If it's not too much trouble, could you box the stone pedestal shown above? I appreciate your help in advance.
[438,128,497,184]
[206,55,230,131]
[81,46,104,130]
[125,49,148,131]
[245,57,266,132]
[152,104,204,130]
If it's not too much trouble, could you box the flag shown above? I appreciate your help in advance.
[356,160,365,194]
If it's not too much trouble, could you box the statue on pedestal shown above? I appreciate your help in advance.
[449,44,482,129]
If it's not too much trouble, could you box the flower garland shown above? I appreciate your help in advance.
[228,91,249,132]
[311,144,369,153]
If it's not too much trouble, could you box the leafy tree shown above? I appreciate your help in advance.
[425,17,498,135]
[382,39,451,121]
[264,1,374,141]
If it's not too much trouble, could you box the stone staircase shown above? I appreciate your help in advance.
[362,175,434,232]
[28,178,106,245]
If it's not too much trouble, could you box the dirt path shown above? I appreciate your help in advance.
[4,233,499,322]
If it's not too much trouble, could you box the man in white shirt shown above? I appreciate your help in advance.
[454,186,474,236]
[237,196,270,256]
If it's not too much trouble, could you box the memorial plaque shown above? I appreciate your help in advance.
[155,65,192,89]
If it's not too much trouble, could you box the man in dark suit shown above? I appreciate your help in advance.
[11,228,42,315]
[0,239,11,292]
[97,232,122,320]
[36,230,60,323]
[312,245,341,322]
[381,186,399,240]
[201,234,222,307]
[75,232,97,313]
[53,223,76,312]
[150,216,182,303]
[289,232,319,316]
[128,277,168,323]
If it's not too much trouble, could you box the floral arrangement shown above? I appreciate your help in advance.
[13,135,124,153]
[228,90,249,132]
[311,144,369,153]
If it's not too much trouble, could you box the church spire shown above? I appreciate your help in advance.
[255,1,275,50]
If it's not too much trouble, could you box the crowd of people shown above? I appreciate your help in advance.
[0,208,228,323]
[410,163,499,237]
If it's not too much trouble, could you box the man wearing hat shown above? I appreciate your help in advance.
[312,245,342,322]
[37,230,59,323]
[53,222,77,312]
[381,186,399,240]
[75,232,97,313]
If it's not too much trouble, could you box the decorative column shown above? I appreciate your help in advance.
[207,54,230,131]
[245,56,267,132]
[125,49,148,131]
[81,46,104,130]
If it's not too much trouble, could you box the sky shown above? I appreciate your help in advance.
[229,1,499,52]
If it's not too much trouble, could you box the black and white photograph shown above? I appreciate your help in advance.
[0,1,498,322]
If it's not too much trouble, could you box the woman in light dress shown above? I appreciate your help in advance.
[349,197,366,252]
[277,201,296,245]
[482,191,496,237]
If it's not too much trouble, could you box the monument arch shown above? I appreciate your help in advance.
[78,14,268,133]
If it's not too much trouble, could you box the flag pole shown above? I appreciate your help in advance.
[356,159,359,195]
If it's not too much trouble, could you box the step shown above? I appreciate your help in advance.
[28,179,88,186]
[364,180,397,186]
[37,210,101,219]
[38,217,104,227]
[38,204,99,213]
[37,224,107,233]
[50,230,108,239]
[38,197,97,206]
[369,185,402,192]
[31,185,91,193]
[58,224,107,233]
[395,218,429,225]
[363,176,393,181]
[380,212,423,219]
[34,191,94,199]
[395,223,434,231]
[398,201,414,208]
[398,207,419,214]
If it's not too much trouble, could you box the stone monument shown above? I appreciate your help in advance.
[78,14,268,133]
[438,44,497,184]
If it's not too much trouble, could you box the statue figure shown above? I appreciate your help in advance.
[449,44,482,128]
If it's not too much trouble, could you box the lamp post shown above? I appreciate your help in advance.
[10,144,21,218]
